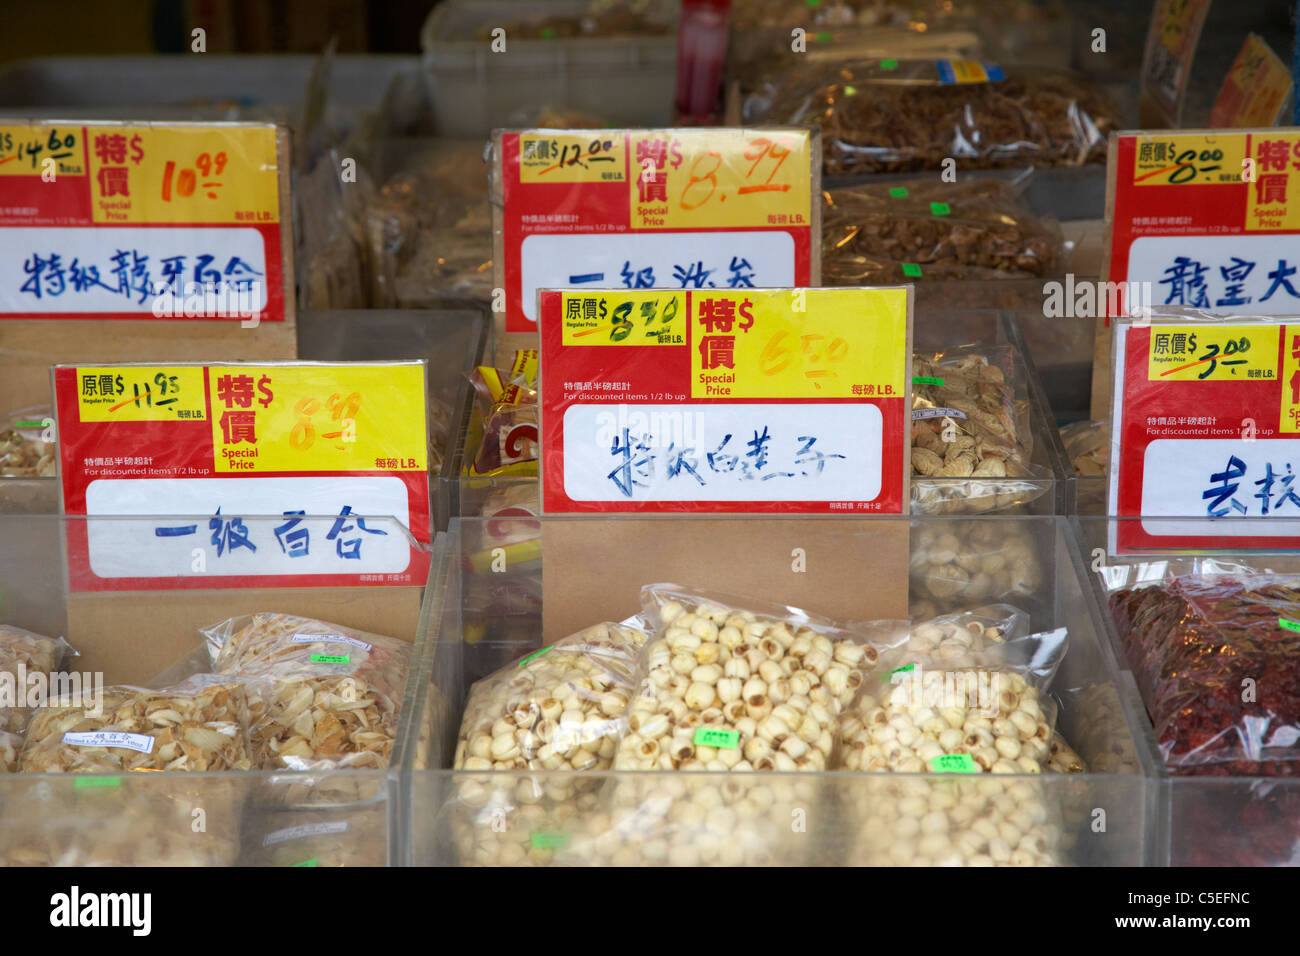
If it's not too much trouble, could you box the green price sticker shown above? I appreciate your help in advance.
[530,832,570,850]
[930,753,978,774]
[901,263,923,278]
[805,0,821,6]
[913,376,944,386]
[881,58,899,70]
[844,85,858,96]
[880,662,915,683]
[1280,618,1300,633]
[889,186,909,198]
[518,645,554,667]
[75,776,122,789]
[539,27,557,38]
[293,858,318,867]
[310,654,348,664]
[693,727,740,749]
[930,202,951,216]
[816,31,832,42]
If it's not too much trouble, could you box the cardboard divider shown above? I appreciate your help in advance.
[539,517,909,642]
[65,586,423,684]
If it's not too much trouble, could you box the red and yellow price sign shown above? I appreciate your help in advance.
[0,125,84,177]
[519,133,627,184]
[689,288,908,399]
[560,291,686,346]
[1146,325,1281,382]
[1132,133,1247,187]
[629,129,812,230]
[75,366,207,422]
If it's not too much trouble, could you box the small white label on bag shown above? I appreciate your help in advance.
[289,633,373,651]
[262,820,350,847]
[62,731,154,754]
[911,407,969,421]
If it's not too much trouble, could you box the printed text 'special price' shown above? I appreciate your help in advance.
[760,332,851,390]
[161,152,227,201]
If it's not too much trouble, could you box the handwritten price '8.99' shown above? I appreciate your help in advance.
[760,333,850,389]
[679,137,796,211]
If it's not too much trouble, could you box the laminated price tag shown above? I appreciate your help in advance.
[52,361,432,591]
[493,127,820,337]
[539,287,913,514]
[62,731,154,754]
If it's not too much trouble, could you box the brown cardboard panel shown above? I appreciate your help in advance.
[66,586,422,685]
[539,517,909,643]
[0,319,297,413]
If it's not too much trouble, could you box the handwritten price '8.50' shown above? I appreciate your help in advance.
[679,138,796,211]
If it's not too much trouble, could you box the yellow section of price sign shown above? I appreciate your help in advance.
[74,366,207,422]
[207,364,428,473]
[560,291,687,346]
[1146,325,1281,382]
[1132,133,1247,187]
[628,129,813,231]
[84,124,280,224]
[690,289,908,400]
[518,133,627,184]
[0,125,85,177]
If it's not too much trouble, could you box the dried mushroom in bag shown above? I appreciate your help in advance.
[823,179,1063,285]
[204,613,410,771]
[19,682,251,772]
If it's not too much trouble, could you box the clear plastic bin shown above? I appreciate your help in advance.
[420,0,678,137]
[0,513,441,867]
[1079,516,1300,866]
[399,514,1156,866]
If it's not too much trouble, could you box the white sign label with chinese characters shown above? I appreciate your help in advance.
[518,231,795,322]
[84,476,411,578]
[62,731,155,754]
[4,227,269,313]
[1129,234,1300,313]
[560,402,881,502]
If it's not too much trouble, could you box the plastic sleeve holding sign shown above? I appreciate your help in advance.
[489,127,821,341]
[52,360,433,591]
[202,612,411,771]
[744,59,1118,176]
[0,120,291,324]
[823,177,1064,284]
[1108,572,1300,776]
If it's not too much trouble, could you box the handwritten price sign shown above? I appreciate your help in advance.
[75,366,207,422]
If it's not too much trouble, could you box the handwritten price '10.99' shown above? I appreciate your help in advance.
[761,332,852,389]
[161,152,227,201]
[680,138,795,211]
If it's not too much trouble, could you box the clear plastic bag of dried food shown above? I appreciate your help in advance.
[0,730,20,772]
[466,350,539,478]
[621,584,893,773]
[836,623,1069,774]
[0,625,74,734]
[745,59,1117,176]
[911,344,1050,513]
[0,407,56,477]
[201,613,411,771]
[446,622,646,866]
[1108,573,1300,775]
[1060,419,1109,477]
[19,680,252,773]
[878,604,1032,669]
[823,178,1064,285]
